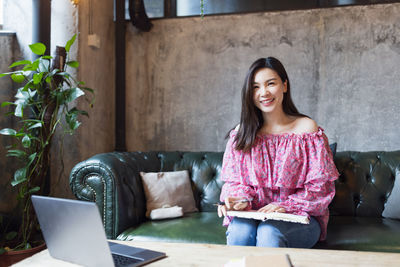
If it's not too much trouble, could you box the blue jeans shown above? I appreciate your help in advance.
[226,217,321,248]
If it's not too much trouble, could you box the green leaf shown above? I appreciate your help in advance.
[28,153,37,166]
[81,87,94,94]
[45,76,52,84]
[1,101,15,107]
[28,122,42,130]
[5,231,17,241]
[69,120,81,131]
[42,55,53,60]
[12,167,27,186]
[0,73,11,78]
[7,149,26,158]
[15,103,23,118]
[66,61,79,68]
[16,88,30,100]
[65,34,77,52]
[38,59,49,72]
[11,73,25,83]
[24,243,32,250]
[0,128,17,136]
[6,144,17,149]
[9,60,31,68]
[22,135,31,148]
[29,42,46,55]
[0,247,6,255]
[31,60,40,71]
[69,107,88,117]
[65,110,77,122]
[23,64,34,71]
[49,69,59,76]
[66,88,85,102]
[55,71,69,78]
[65,109,82,131]
[22,81,34,92]
[28,186,40,194]
[33,72,44,84]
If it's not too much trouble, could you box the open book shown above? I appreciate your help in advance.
[226,210,310,224]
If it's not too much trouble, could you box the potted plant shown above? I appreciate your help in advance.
[0,34,93,264]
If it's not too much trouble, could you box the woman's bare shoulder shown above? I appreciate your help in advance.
[293,117,318,134]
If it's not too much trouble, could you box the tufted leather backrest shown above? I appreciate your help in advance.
[157,152,224,212]
[330,151,400,217]
[154,150,400,217]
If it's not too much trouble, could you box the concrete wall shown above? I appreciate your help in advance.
[3,0,31,60]
[46,0,115,199]
[126,3,400,152]
[50,0,117,200]
[1,0,31,212]
[74,0,115,172]
[48,0,80,199]
[0,32,18,212]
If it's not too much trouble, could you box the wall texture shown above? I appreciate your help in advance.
[0,33,18,212]
[51,0,115,199]
[3,0,31,60]
[126,3,400,152]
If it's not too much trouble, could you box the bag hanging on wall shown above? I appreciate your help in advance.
[129,0,153,32]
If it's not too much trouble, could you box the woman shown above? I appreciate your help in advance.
[218,57,339,248]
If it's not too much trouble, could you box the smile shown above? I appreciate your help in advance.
[260,98,274,106]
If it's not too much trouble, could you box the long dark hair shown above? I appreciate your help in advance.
[232,57,307,152]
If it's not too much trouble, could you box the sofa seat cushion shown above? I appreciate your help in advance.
[117,212,226,244]
[314,216,400,253]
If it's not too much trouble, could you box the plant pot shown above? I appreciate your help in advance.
[0,243,46,267]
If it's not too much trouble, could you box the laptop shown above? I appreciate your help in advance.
[31,195,166,267]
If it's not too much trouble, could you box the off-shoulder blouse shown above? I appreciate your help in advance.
[219,127,339,240]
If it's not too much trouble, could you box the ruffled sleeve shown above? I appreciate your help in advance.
[219,131,255,209]
[269,132,339,239]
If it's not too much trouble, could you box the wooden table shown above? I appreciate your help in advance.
[13,240,400,267]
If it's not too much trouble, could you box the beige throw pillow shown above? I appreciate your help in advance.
[140,170,198,218]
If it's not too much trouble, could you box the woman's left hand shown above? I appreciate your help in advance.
[258,204,286,213]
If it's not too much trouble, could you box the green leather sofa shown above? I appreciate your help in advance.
[69,150,400,252]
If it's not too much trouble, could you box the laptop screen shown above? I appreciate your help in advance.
[31,195,165,267]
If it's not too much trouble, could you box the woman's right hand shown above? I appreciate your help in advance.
[217,197,249,217]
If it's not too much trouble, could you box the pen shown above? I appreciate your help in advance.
[213,198,253,206]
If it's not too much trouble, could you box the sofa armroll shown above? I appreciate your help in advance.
[69,152,147,239]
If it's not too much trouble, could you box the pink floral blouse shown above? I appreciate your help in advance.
[220,127,339,241]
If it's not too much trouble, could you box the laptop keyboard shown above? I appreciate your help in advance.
[112,253,143,266]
